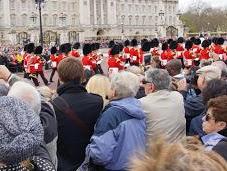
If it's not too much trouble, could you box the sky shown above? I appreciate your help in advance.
[179,0,227,11]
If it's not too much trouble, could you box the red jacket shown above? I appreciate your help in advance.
[129,47,140,65]
[70,50,80,58]
[108,56,124,70]
[176,44,184,58]
[161,49,174,61]
[82,54,97,70]
[213,45,225,54]
[200,48,210,60]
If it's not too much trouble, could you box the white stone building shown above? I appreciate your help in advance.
[0,0,184,45]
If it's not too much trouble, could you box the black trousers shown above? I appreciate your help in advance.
[50,68,57,82]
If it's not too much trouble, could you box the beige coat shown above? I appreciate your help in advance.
[140,90,186,143]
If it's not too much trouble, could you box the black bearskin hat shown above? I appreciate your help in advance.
[94,43,100,50]
[83,43,92,56]
[131,39,138,47]
[185,40,193,50]
[142,41,151,52]
[34,46,43,55]
[50,46,57,55]
[108,40,115,48]
[152,38,159,47]
[124,40,130,47]
[202,40,210,49]
[194,38,201,45]
[73,42,80,50]
[167,39,173,45]
[26,43,35,54]
[217,37,225,45]
[118,43,124,52]
[162,42,169,51]
[110,45,120,56]
[177,37,185,44]
[169,41,178,50]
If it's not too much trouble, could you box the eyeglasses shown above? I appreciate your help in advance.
[142,79,151,85]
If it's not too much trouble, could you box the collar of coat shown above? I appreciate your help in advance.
[57,80,87,95]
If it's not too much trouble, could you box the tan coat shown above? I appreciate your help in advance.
[140,90,186,143]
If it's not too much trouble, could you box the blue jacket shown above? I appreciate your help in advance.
[86,97,146,171]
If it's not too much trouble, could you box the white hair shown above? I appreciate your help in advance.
[111,71,140,99]
[8,81,41,114]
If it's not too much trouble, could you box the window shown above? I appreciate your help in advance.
[129,15,132,25]
[84,0,87,5]
[10,0,15,10]
[53,15,57,26]
[135,15,139,25]
[71,15,76,26]
[21,14,27,26]
[149,16,152,25]
[142,16,146,25]
[43,14,48,26]
[10,14,16,26]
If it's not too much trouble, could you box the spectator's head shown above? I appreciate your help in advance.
[86,74,111,105]
[110,71,140,100]
[196,66,222,90]
[8,81,41,114]
[144,69,171,94]
[57,57,84,84]
[166,59,182,77]
[0,96,43,165]
[202,79,227,105]
[203,95,227,136]
[37,86,55,102]
[211,61,227,80]
[131,139,227,171]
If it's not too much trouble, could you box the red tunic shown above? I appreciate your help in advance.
[129,47,140,65]
[161,49,174,61]
[82,55,97,70]
[70,50,80,58]
[151,47,160,57]
[200,48,210,60]
[176,44,184,58]
[108,56,124,70]
[213,45,225,54]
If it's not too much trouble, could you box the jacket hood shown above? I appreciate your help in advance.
[110,97,145,120]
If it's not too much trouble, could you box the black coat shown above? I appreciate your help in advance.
[53,81,103,171]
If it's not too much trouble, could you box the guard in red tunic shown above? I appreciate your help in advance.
[108,40,115,56]
[70,42,81,58]
[192,38,201,59]
[150,38,160,57]
[26,43,39,86]
[183,40,195,67]
[108,44,125,74]
[199,40,211,60]
[160,42,174,66]
[49,46,58,82]
[33,46,49,86]
[123,40,131,64]
[129,39,140,66]
[22,44,29,78]
[213,37,225,60]
[91,43,103,74]
[82,43,97,73]
[176,37,185,59]
[141,40,151,66]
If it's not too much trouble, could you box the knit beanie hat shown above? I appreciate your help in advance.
[0,96,44,164]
